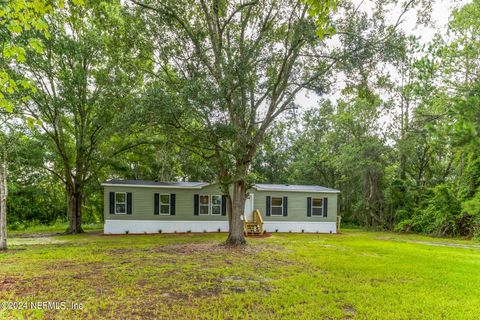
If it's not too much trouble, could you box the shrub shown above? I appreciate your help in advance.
[412,184,461,236]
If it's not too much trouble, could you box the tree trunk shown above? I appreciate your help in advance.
[0,155,7,250]
[225,180,247,245]
[66,181,84,234]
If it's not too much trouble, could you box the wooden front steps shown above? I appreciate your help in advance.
[244,209,264,236]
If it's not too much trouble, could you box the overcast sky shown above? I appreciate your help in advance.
[294,0,469,110]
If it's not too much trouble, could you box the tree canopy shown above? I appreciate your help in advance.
[1,0,480,246]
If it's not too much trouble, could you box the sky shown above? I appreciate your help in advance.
[294,0,469,110]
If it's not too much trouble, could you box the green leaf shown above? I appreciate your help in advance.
[28,38,44,53]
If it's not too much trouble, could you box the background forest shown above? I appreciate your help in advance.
[1,0,479,238]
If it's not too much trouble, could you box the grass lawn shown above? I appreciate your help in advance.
[8,222,103,235]
[1,230,480,319]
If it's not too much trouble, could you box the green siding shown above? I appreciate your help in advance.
[104,184,228,221]
[252,190,337,222]
[104,185,338,222]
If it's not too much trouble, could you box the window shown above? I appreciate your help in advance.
[312,198,323,216]
[199,195,210,215]
[115,192,126,214]
[160,194,170,215]
[271,197,283,216]
[197,195,223,215]
[211,195,222,215]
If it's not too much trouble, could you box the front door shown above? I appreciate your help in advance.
[244,193,254,221]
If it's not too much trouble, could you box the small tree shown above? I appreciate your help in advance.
[19,1,150,233]
[0,0,55,249]
[0,124,8,250]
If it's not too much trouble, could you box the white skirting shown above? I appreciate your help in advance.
[264,221,336,233]
[104,220,229,234]
[104,220,337,234]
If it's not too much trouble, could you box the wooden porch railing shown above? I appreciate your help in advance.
[244,209,264,235]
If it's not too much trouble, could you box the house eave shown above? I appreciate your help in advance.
[100,183,209,189]
[252,186,340,193]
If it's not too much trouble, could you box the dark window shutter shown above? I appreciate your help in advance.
[109,192,115,214]
[126,192,132,215]
[266,196,271,216]
[154,193,159,215]
[323,197,328,217]
[194,194,199,215]
[170,194,176,215]
[221,195,227,216]
[307,197,312,217]
[283,196,288,216]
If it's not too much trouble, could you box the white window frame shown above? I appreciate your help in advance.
[115,192,127,215]
[311,198,323,216]
[197,195,223,215]
[199,195,210,215]
[159,194,171,215]
[211,195,222,215]
[270,196,284,216]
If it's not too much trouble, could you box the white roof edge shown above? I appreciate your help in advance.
[252,186,340,193]
[100,183,209,189]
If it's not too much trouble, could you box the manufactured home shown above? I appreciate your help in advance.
[102,180,340,234]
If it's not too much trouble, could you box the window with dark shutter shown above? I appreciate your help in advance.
[170,194,176,215]
[283,196,288,216]
[221,195,227,216]
[159,194,170,215]
[312,198,323,216]
[266,196,271,216]
[323,197,328,217]
[154,193,159,215]
[126,192,132,215]
[271,197,283,216]
[199,195,210,215]
[211,195,222,215]
[194,194,199,215]
[109,192,115,214]
[114,192,126,214]
[307,197,312,217]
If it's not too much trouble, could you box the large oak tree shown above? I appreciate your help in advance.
[132,0,337,244]
[132,0,425,244]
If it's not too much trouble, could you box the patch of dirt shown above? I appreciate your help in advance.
[246,233,273,238]
[157,291,189,300]
[0,277,22,290]
[228,286,246,293]
[54,260,110,272]
[322,289,348,295]
[108,242,283,257]
[9,238,69,246]
[0,248,25,254]
[218,275,270,284]
[150,242,264,255]
[11,232,63,239]
[264,257,294,266]
[342,304,357,319]
[0,275,53,297]
[107,241,286,261]
[137,279,150,287]
[11,230,102,239]
[409,240,480,249]
[107,247,137,255]
[220,275,245,281]
[375,236,480,249]
[217,273,275,293]
[157,285,223,301]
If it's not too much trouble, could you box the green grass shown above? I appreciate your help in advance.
[1,230,479,319]
[8,222,103,235]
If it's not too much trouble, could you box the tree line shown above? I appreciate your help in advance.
[1,0,479,247]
